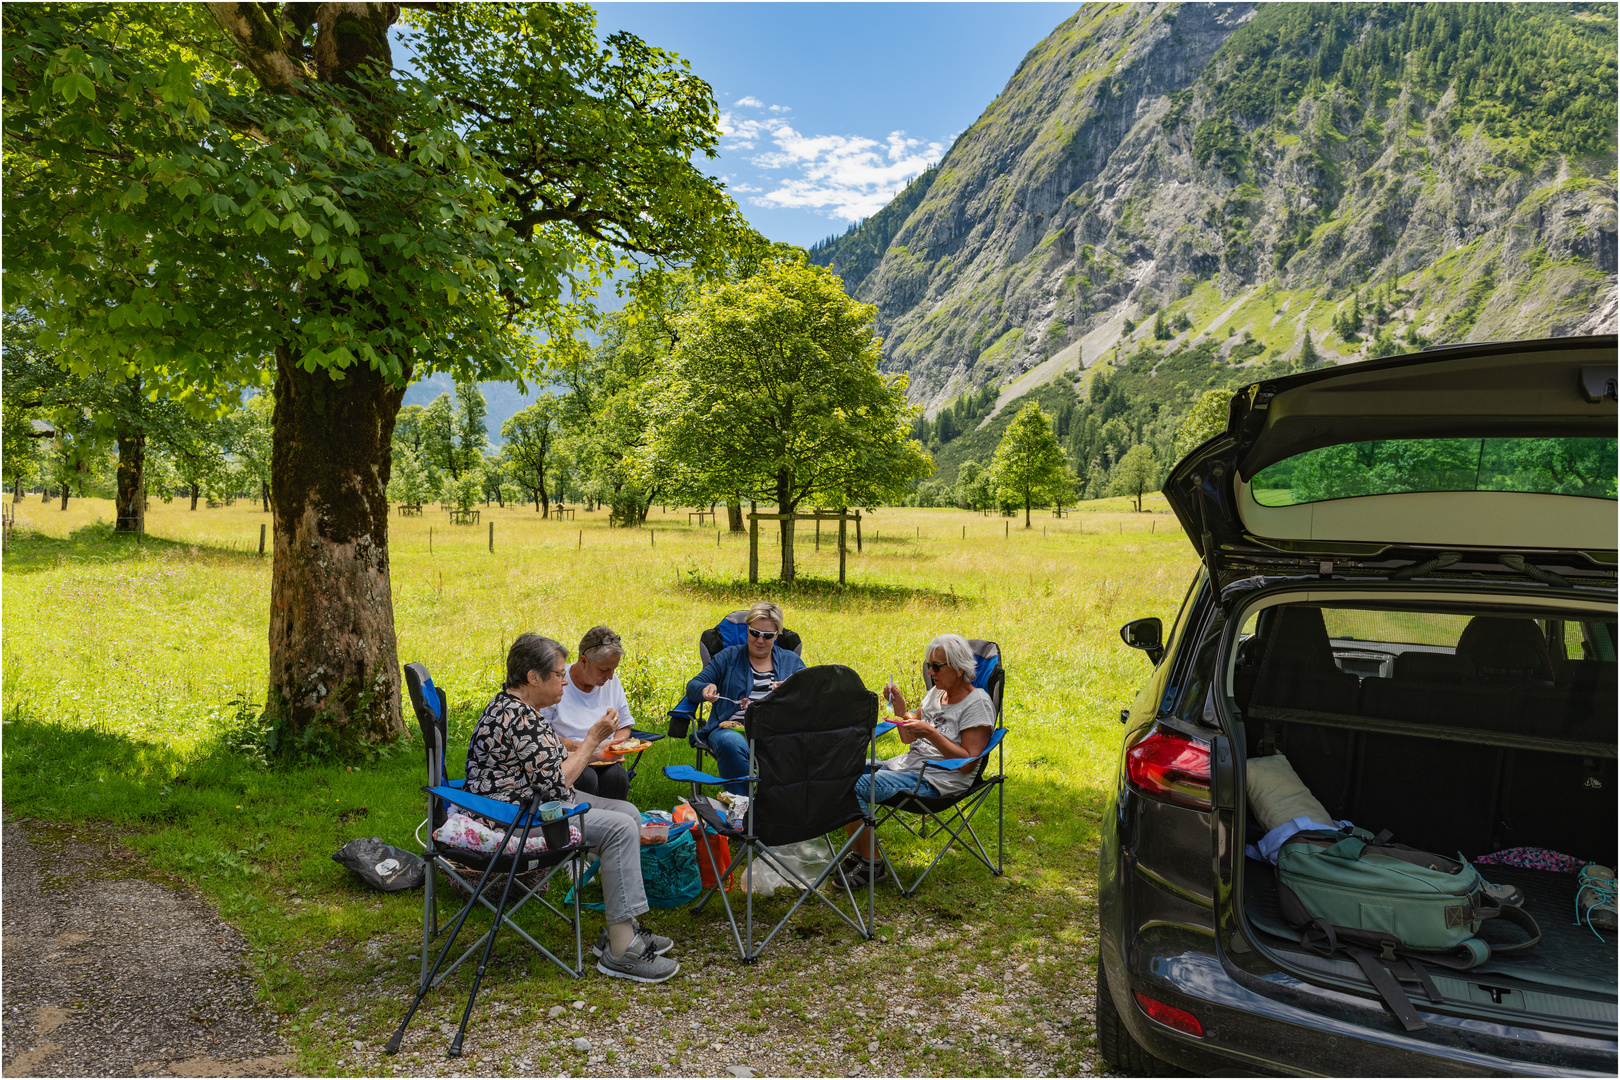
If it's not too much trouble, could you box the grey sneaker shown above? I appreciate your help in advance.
[596,938,681,983]
[591,924,674,959]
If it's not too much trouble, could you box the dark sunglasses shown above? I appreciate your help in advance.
[924,661,948,673]
[748,628,778,640]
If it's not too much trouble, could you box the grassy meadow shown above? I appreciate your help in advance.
[2,493,1199,1075]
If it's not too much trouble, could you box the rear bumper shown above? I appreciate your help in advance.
[1100,942,1619,1077]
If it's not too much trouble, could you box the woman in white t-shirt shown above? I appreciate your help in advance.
[545,625,636,802]
[843,633,994,887]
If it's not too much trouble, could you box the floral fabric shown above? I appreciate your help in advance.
[1473,846,1587,873]
[433,812,581,855]
[464,690,572,820]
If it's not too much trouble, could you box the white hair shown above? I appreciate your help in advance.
[927,634,977,683]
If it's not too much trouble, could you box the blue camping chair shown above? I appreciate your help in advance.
[390,663,592,1059]
[869,639,1007,896]
[664,664,879,962]
[666,609,805,773]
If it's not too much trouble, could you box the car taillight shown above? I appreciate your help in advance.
[1134,991,1204,1037]
[1125,728,1211,809]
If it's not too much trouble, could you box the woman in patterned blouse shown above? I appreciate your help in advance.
[464,632,681,983]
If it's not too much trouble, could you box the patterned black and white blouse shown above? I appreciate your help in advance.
[463,690,572,818]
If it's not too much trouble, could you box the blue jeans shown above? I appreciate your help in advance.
[854,769,941,815]
[704,726,751,796]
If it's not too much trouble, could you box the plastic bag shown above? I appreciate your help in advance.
[738,841,835,896]
[333,837,425,892]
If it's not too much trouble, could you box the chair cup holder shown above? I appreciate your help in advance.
[541,819,572,850]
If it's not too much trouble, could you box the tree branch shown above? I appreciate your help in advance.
[206,2,309,94]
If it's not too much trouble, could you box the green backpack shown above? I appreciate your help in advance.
[1276,828,1540,1031]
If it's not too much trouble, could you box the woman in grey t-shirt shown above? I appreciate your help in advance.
[843,633,994,886]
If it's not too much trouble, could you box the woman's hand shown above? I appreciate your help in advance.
[884,683,908,717]
[701,684,720,703]
[586,708,619,748]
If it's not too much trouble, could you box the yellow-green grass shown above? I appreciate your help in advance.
[3,495,1198,1074]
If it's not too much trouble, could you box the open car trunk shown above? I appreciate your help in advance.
[1230,595,1618,1030]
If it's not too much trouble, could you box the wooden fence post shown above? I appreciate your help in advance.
[258,523,266,556]
[749,515,759,584]
[815,517,820,552]
[854,510,862,553]
[838,515,847,585]
[651,529,655,548]
[488,521,494,552]
[429,526,433,554]
[578,529,582,549]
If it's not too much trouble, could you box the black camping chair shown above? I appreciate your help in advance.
[666,609,805,773]
[390,662,591,1059]
[663,664,879,962]
[870,639,1007,896]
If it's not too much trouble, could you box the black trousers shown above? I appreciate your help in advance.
[574,761,630,802]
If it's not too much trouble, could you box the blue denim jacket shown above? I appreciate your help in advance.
[684,644,807,740]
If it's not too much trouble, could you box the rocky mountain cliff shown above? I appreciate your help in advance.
[811,2,1618,422]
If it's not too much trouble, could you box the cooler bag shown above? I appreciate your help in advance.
[1276,827,1540,1031]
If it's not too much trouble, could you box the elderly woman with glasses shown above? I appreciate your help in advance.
[544,625,637,801]
[464,632,680,984]
[842,633,995,887]
[681,600,807,795]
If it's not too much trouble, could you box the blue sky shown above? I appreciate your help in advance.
[592,3,1078,248]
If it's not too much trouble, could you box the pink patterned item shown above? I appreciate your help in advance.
[1473,846,1587,873]
[433,812,581,855]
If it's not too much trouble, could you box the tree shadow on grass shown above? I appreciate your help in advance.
[672,569,975,611]
[2,523,266,574]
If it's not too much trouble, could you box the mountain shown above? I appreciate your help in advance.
[811,1,1618,483]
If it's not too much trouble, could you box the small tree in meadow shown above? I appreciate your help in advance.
[990,403,1071,528]
[1173,388,1231,461]
[1111,443,1160,512]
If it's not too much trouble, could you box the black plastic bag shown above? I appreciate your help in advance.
[334,837,425,892]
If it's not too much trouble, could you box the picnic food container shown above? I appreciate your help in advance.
[640,822,670,845]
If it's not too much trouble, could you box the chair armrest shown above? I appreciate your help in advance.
[875,720,898,737]
[426,785,587,828]
[662,764,749,786]
[916,727,1007,772]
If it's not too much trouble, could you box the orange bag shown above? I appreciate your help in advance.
[694,829,733,892]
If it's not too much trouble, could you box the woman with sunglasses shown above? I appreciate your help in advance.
[682,600,806,795]
[843,633,994,887]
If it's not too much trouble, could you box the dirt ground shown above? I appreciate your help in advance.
[2,816,1106,1077]
[1,817,294,1078]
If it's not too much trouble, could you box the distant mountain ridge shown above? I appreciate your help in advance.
[810,2,1618,424]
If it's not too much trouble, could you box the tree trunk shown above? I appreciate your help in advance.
[13,477,22,503]
[776,469,795,582]
[41,487,50,503]
[190,483,200,511]
[539,481,549,518]
[268,345,406,747]
[115,423,145,534]
[59,484,69,510]
[727,499,743,533]
[261,479,270,512]
[1024,488,1032,529]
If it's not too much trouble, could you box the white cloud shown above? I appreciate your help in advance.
[719,98,946,222]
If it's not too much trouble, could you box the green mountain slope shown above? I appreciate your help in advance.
[812,2,1618,497]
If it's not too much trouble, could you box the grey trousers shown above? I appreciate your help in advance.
[567,793,646,926]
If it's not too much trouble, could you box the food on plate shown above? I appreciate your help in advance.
[607,737,652,753]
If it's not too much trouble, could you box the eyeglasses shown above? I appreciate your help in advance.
[923,661,948,673]
[548,668,568,680]
[748,628,778,640]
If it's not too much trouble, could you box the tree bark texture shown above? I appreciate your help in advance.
[268,345,406,745]
[115,432,145,533]
[727,499,743,533]
[776,469,796,582]
[190,483,200,511]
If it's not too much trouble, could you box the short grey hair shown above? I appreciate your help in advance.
[506,633,569,689]
[926,634,977,683]
[746,601,784,631]
[579,625,624,664]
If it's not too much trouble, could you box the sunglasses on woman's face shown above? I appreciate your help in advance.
[924,661,948,673]
[748,628,778,640]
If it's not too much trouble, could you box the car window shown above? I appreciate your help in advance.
[1251,436,1617,506]
[1321,609,1472,647]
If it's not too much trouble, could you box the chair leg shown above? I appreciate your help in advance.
[450,813,539,1057]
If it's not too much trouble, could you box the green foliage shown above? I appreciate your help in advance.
[990,404,1072,527]
[1259,437,1618,504]
[1173,388,1231,461]
[500,395,562,513]
[1192,115,1247,177]
[1205,4,1617,157]
[652,254,932,577]
[914,383,1000,448]
[385,446,430,506]
[1110,443,1159,512]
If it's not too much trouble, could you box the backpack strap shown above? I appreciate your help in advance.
[1345,946,1428,1032]
[1475,899,1542,955]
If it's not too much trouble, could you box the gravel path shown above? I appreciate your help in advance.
[1,817,294,1078]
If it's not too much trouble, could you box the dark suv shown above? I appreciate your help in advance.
[1097,337,1618,1075]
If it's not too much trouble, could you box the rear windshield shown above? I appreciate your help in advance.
[1250,437,1618,507]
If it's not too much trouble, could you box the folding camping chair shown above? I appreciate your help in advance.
[663,664,879,962]
[391,663,592,1058]
[665,609,804,773]
[869,639,1007,896]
